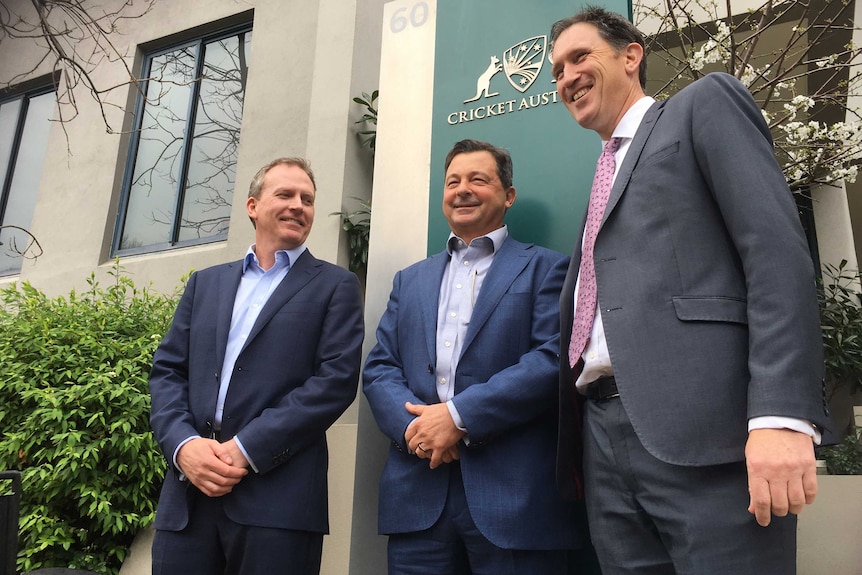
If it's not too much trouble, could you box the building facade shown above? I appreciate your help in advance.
[2,0,860,573]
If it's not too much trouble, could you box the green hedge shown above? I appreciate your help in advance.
[0,263,181,574]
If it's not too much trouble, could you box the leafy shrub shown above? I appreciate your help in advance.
[0,262,181,574]
[818,260,862,400]
[331,196,371,275]
[353,89,378,152]
[822,428,862,475]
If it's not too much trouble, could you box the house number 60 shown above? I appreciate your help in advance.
[390,1,429,33]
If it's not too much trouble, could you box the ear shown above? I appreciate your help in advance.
[246,196,257,221]
[624,42,643,77]
[505,186,516,209]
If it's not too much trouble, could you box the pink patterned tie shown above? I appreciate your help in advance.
[569,137,621,368]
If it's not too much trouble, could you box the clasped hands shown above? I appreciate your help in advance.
[177,437,249,497]
[404,402,466,469]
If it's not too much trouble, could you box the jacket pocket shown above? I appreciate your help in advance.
[672,296,747,324]
[636,141,679,171]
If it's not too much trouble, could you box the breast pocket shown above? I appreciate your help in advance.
[672,296,747,324]
[635,141,680,171]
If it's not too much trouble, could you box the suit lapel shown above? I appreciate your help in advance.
[242,249,322,351]
[418,252,449,363]
[216,261,244,371]
[461,238,530,356]
[603,100,665,225]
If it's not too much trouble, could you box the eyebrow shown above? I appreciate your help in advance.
[446,170,495,181]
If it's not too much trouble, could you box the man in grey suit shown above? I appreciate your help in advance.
[364,139,584,574]
[550,8,831,575]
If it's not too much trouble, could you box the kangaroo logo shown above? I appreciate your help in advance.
[502,35,547,93]
[464,55,502,103]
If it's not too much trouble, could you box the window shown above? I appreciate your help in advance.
[0,86,56,276]
[114,24,252,253]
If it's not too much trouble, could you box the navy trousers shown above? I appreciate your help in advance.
[387,463,569,575]
[152,488,323,575]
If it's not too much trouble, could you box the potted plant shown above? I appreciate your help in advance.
[818,261,862,437]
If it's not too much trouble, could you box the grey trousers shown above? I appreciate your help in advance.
[583,397,796,575]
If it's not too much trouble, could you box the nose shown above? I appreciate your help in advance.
[557,62,577,91]
[454,180,474,196]
[285,195,303,210]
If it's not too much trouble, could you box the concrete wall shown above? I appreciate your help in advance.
[348,1,438,571]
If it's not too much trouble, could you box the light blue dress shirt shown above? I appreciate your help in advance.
[435,225,508,433]
[174,243,306,474]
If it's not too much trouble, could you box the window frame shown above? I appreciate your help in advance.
[112,22,252,257]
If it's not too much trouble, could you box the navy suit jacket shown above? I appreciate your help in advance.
[364,236,584,550]
[557,73,831,499]
[150,249,364,533]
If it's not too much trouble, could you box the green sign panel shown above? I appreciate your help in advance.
[428,0,630,255]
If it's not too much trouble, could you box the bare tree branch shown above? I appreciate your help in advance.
[0,224,43,260]
[0,0,158,148]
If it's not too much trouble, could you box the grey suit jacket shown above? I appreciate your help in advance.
[557,73,830,498]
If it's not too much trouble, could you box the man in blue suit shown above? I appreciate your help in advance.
[149,157,364,575]
[550,8,831,574]
[363,139,584,574]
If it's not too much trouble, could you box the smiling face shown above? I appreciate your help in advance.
[551,22,645,140]
[246,163,315,257]
[442,151,515,244]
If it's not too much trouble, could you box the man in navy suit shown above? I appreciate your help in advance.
[149,157,364,575]
[550,8,831,574]
[363,139,584,574]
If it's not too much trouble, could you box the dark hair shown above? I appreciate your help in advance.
[248,157,316,199]
[550,6,647,89]
[443,139,513,189]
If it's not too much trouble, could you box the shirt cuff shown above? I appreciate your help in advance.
[173,435,200,481]
[748,416,821,445]
[404,417,418,454]
[234,435,259,473]
[447,400,470,445]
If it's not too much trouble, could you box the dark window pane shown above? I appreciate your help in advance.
[0,99,23,188]
[120,47,196,250]
[179,32,251,242]
[0,91,54,275]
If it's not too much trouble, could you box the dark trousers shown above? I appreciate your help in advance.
[583,397,796,575]
[152,489,323,575]
[387,463,568,575]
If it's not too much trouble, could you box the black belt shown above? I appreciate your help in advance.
[584,375,619,401]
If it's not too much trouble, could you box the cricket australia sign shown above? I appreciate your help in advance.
[448,33,559,125]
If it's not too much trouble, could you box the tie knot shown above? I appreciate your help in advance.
[604,137,621,156]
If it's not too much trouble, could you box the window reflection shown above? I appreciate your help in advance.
[0,90,55,276]
[118,27,251,252]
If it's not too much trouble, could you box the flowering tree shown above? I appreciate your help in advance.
[634,0,862,192]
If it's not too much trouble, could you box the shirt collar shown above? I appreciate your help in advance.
[446,225,508,256]
[611,95,656,141]
[243,244,307,273]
